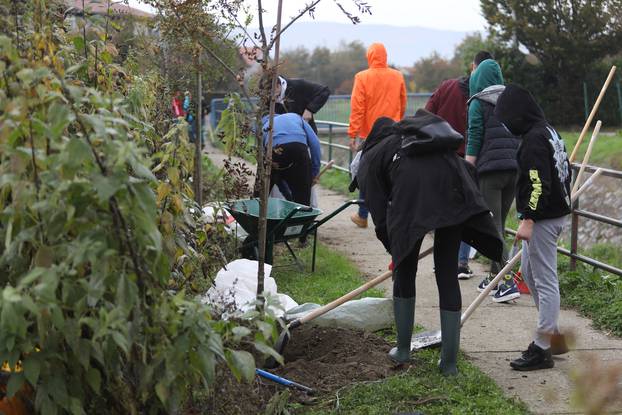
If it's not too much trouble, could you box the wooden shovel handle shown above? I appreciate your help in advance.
[299,245,434,325]
[569,66,616,163]
[571,121,601,195]
[316,160,334,180]
[460,173,601,326]
[299,270,392,324]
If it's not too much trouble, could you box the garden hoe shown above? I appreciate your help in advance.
[410,166,603,352]
[267,245,434,368]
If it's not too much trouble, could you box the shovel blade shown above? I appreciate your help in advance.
[410,329,442,350]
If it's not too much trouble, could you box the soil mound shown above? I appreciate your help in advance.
[200,326,404,414]
[278,325,398,393]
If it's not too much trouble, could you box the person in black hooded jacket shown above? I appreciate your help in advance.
[356,110,503,375]
[273,76,330,134]
[494,84,572,371]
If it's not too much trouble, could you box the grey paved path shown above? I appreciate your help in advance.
[205,142,622,414]
[313,185,622,415]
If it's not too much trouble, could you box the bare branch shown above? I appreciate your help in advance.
[228,8,259,49]
[268,0,322,50]
[331,0,372,25]
[257,0,268,49]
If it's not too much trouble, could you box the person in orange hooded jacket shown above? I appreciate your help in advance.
[349,42,407,228]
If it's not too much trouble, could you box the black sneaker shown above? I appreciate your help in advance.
[457,264,473,280]
[510,342,554,371]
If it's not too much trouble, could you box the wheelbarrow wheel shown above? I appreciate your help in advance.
[240,236,258,260]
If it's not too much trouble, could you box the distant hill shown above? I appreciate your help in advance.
[272,22,473,67]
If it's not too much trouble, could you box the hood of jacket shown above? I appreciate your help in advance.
[494,84,546,136]
[367,43,388,69]
[361,117,396,154]
[469,59,504,97]
[468,84,506,106]
[398,109,463,155]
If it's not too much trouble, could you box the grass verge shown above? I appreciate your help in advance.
[298,349,529,415]
[271,242,384,304]
[558,249,622,337]
[318,169,355,196]
[559,130,622,169]
[271,243,529,415]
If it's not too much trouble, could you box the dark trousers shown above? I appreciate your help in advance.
[479,170,517,273]
[270,142,312,206]
[393,225,463,311]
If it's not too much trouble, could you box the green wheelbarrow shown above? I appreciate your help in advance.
[226,197,363,272]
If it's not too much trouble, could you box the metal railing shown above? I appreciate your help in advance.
[568,164,622,275]
[314,117,622,276]
[208,93,433,130]
[506,163,622,277]
[208,91,622,275]
[315,120,350,173]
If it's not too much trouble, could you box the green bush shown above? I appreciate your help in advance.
[0,7,275,414]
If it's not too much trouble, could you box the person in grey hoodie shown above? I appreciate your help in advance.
[465,59,521,303]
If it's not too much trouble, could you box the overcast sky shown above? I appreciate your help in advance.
[128,0,487,32]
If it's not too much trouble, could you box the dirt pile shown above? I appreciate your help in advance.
[199,326,404,414]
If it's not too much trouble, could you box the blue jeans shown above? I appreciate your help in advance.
[458,242,471,266]
[358,190,369,219]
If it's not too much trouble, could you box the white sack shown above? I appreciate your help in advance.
[203,259,298,317]
[285,297,394,332]
[202,204,248,240]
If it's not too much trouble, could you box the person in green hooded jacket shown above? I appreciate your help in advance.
[465,59,521,302]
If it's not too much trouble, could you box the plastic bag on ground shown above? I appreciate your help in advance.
[202,259,298,318]
[285,297,394,332]
[202,203,248,240]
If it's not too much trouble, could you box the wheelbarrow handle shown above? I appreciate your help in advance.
[307,199,364,232]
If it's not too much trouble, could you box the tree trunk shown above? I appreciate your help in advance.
[255,0,284,311]
[194,65,203,206]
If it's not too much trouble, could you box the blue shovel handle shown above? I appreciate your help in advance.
[255,368,314,394]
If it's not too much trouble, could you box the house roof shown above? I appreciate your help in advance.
[64,0,153,18]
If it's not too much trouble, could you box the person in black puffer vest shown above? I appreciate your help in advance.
[356,110,503,375]
[465,59,521,302]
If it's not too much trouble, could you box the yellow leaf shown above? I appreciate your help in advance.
[168,167,180,187]
[156,182,171,204]
[172,195,183,213]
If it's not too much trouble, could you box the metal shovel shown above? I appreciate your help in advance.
[411,247,523,350]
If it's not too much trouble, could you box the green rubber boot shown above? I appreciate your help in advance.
[439,309,461,376]
[388,296,415,363]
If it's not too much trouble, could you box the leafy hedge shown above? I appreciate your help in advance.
[0,3,276,413]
